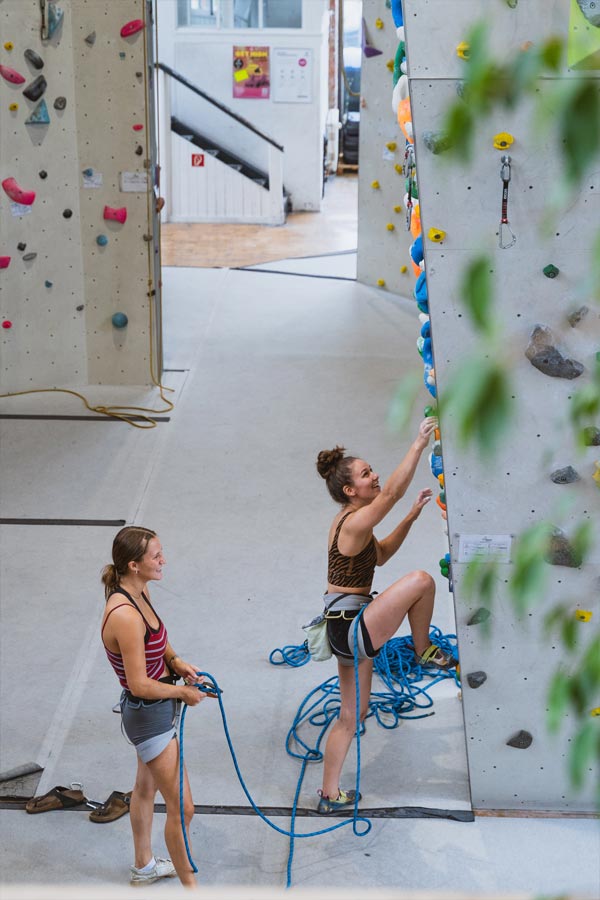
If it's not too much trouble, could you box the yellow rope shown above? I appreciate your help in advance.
[0,0,175,430]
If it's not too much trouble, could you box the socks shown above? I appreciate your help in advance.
[134,856,156,873]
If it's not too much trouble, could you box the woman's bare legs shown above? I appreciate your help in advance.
[145,738,197,888]
[130,755,158,869]
[363,569,436,657]
[321,659,373,799]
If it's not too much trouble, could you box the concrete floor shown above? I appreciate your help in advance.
[1,256,598,897]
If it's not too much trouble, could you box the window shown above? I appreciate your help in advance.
[177,0,302,29]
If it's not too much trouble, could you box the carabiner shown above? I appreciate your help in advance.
[499,220,516,249]
[500,154,512,183]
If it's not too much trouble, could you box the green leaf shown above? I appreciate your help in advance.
[560,81,600,185]
[509,522,552,614]
[547,669,571,732]
[387,373,422,434]
[460,256,495,335]
[442,356,514,458]
[540,36,563,72]
[568,721,598,789]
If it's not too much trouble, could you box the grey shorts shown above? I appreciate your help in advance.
[120,691,177,763]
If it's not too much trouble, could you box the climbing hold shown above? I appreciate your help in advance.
[23,74,47,101]
[24,49,44,69]
[132,123,144,131]
[550,466,580,484]
[397,96,413,143]
[543,263,559,278]
[386,59,395,72]
[594,463,600,487]
[17,243,26,252]
[119,52,127,60]
[424,405,436,417]
[592,708,600,717]
[546,528,583,568]
[575,610,592,622]
[39,170,48,179]
[0,257,11,269]
[44,3,64,39]
[84,32,97,46]
[506,0,518,7]
[82,168,94,178]
[120,19,145,38]
[362,16,383,58]
[45,280,53,288]
[375,17,384,29]
[9,103,18,111]
[428,227,446,243]
[2,177,36,206]
[493,132,514,150]
[393,204,402,213]
[386,223,395,231]
[394,163,403,175]
[567,306,589,327]
[23,252,37,261]
[25,99,50,125]
[582,426,600,446]
[377,279,386,287]
[506,730,533,750]
[422,131,453,154]
[400,265,407,273]
[467,607,491,626]
[0,64,26,84]
[3,42,14,51]
[96,234,108,246]
[53,96,67,110]
[136,72,143,80]
[135,145,144,156]
[386,141,397,152]
[456,42,470,59]
[576,0,600,26]
[143,234,153,242]
[63,209,73,219]
[371,180,380,189]
[525,325,584,379]
[2,320,13,329]
[410,234,424,266]
[466,671,487,689]
[104,206,127,224]
[112,312,128,328]
[76,304,84,312]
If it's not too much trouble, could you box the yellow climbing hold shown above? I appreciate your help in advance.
[371,180,380,189]
[394,163,403,174]
[375,17,384,29]
[400,265,408,273]
[393,205,402,213]
[386,59,394,71]
[377,278,386,287]
[386,223,395,232]
[575,610,592,622]
[386,141,397,152]
[593,462,600,487]
[493,132,514,150]
[4,41,14,51]
[591,708,600,717]
[9,102,18,111]
[456,41,470,59]
[428,227,446,242]
[437,473,444,488]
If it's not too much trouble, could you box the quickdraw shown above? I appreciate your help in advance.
[404,144,415,231]
[498,154,516,249]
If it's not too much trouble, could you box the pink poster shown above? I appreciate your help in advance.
[233,46,270,99]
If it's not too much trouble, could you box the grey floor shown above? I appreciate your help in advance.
[1,254,598,896]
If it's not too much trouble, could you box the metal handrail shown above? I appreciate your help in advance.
[156,61,284,152]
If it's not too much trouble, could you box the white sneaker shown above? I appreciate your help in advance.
[130,857,177,885]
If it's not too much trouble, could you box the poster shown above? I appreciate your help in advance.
[233,46,270,99]
[272,49,312,103]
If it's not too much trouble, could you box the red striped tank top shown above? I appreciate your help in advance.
[102,588,168,691]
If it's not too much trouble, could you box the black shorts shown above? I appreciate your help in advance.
[327,609,379,666]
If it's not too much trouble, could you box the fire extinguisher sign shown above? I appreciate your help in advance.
[191,153,205,167]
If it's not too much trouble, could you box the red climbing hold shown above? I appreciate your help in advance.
[2,320,13,329]
[104,205,127,224]
[132,123,144,131]
[0,256,11,269]
[2,177,36,206]
[120,19,145,38]
[0,64,26,84]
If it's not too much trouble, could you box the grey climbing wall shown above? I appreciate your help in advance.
[0,0,160,391]
[356,0,416,296]
[403,0,600,811]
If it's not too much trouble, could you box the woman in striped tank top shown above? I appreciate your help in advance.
[314,416,456,814]
[101,525,210,888]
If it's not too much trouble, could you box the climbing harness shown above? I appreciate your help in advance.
[498,154,516,249]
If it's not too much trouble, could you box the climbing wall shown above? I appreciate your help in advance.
[0,0,160,391]
[356,0,416,296]
[403,0,600,811]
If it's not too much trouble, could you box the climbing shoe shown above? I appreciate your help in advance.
[416,644,457,670]
[317,789,361,815]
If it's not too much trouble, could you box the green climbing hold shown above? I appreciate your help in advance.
[543,264,559,278]
[467,607,490,626]
[424,405,437,417]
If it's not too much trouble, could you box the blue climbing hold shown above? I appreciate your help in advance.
[25,99,50,125]
[112,312,128,328]
[422,336,433,367]
[391,0,404,28]
[82,168,94,177]
[420,319,430,339]
[410,234,423,266]
[46,3,64,39]
[96,234,108,246]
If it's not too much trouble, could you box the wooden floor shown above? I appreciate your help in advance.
[160,173,358,268]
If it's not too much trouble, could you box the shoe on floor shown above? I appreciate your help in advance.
[317,789,361,815]
[416,644,457,670]
[130,857,176,885]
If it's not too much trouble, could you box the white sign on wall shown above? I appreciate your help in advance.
[457,533,513,563]
[272,48,312,103]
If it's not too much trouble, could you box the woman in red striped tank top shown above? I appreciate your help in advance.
[314,416,456,814]
[101,525,210,888]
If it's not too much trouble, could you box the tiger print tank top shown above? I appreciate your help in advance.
[328,511,377,588]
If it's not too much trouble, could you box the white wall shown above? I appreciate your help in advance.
[0,0,159,390]
[404,0,600,811]
[156,0,329,212]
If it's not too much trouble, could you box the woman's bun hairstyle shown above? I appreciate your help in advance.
[101,525,157,599]
[316,445,345,479]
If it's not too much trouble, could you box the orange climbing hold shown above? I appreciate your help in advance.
[397,97,413,144]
